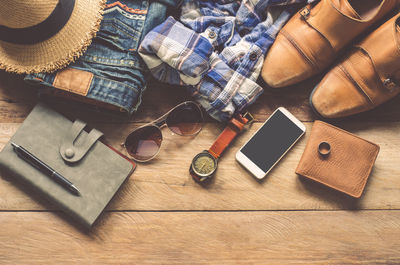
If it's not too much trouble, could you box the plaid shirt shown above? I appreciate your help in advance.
[139,0,315,121]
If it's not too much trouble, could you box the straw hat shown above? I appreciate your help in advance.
[0,0,105,74]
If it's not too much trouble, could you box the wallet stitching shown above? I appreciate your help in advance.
[296,171,362,198]
[297,121,380,197]
[316,121,380,149]
[315,121,380,196]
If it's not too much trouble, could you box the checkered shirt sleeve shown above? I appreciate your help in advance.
[139,0,315,121]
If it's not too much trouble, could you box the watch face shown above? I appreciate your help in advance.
[192,151,217,177]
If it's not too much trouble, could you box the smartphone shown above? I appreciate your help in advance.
[236,107,305,179]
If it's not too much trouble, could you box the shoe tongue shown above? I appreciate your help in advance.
[332,0,362,19]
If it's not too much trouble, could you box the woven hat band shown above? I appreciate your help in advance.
[0,0,75,44]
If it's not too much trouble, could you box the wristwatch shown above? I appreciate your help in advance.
[190,112,253,183]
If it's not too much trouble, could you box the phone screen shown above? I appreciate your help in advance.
[240,109,304,173]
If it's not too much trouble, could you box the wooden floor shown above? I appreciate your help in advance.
[0,70,399,264]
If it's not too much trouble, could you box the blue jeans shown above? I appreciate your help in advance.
[25,0,181,114]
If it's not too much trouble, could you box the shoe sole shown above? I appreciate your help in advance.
[309,83,326,119]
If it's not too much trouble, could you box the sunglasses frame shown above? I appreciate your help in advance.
[121,101,204,162]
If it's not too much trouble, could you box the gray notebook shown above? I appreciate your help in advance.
[0,103,135,228]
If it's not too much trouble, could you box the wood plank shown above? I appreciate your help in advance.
[0,211,399,264]
[1,70,400,123]
[1,121,399,211]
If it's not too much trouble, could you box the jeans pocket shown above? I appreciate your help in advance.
[96,18,141,52]
[81,1,147,68]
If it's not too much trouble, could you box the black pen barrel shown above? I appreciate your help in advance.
[20,147,73,186]
[51,171,73,186]
[18,146,53,174]
[11,142,80,196]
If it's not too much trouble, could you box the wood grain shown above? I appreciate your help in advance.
[1,71,400,123]
[1,121,399,211]
[0,211,399,264]
[1,69,400,264]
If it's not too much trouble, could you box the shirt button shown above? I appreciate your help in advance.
[249,52,258,61]
[208,31,216,39]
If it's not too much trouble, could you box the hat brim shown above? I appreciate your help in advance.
[0,0,106,74]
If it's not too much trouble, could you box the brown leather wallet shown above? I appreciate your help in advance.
[295,120,380,198]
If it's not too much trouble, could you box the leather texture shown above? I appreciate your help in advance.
[60,119,103,163]
[0,103,134,228]
[261,0,398,88]
[311,14,400,118]
[209,114,250,158]
[295,121,380,198]
[53,68,93,96]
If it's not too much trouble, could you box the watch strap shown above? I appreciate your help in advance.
[208,113,251,159]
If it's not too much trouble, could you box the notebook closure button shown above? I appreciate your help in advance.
[60,119,103,163]
[65,148,75,158]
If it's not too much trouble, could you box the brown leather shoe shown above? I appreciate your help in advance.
[310,14,400,118]
[261,0,398,88]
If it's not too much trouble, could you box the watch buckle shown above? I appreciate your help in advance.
[242,111,254,125]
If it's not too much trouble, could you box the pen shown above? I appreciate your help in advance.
[11,142,80,196]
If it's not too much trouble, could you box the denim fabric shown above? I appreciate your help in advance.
[25,0,180,114]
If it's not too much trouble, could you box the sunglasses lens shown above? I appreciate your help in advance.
[166,102,203,136]
[125,126,162,161]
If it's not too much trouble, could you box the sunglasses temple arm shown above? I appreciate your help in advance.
[151,101,201,128]
[152,107,175,127]
[154,118,167,128]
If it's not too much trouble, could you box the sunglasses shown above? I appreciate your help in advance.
[122,101,203,162]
